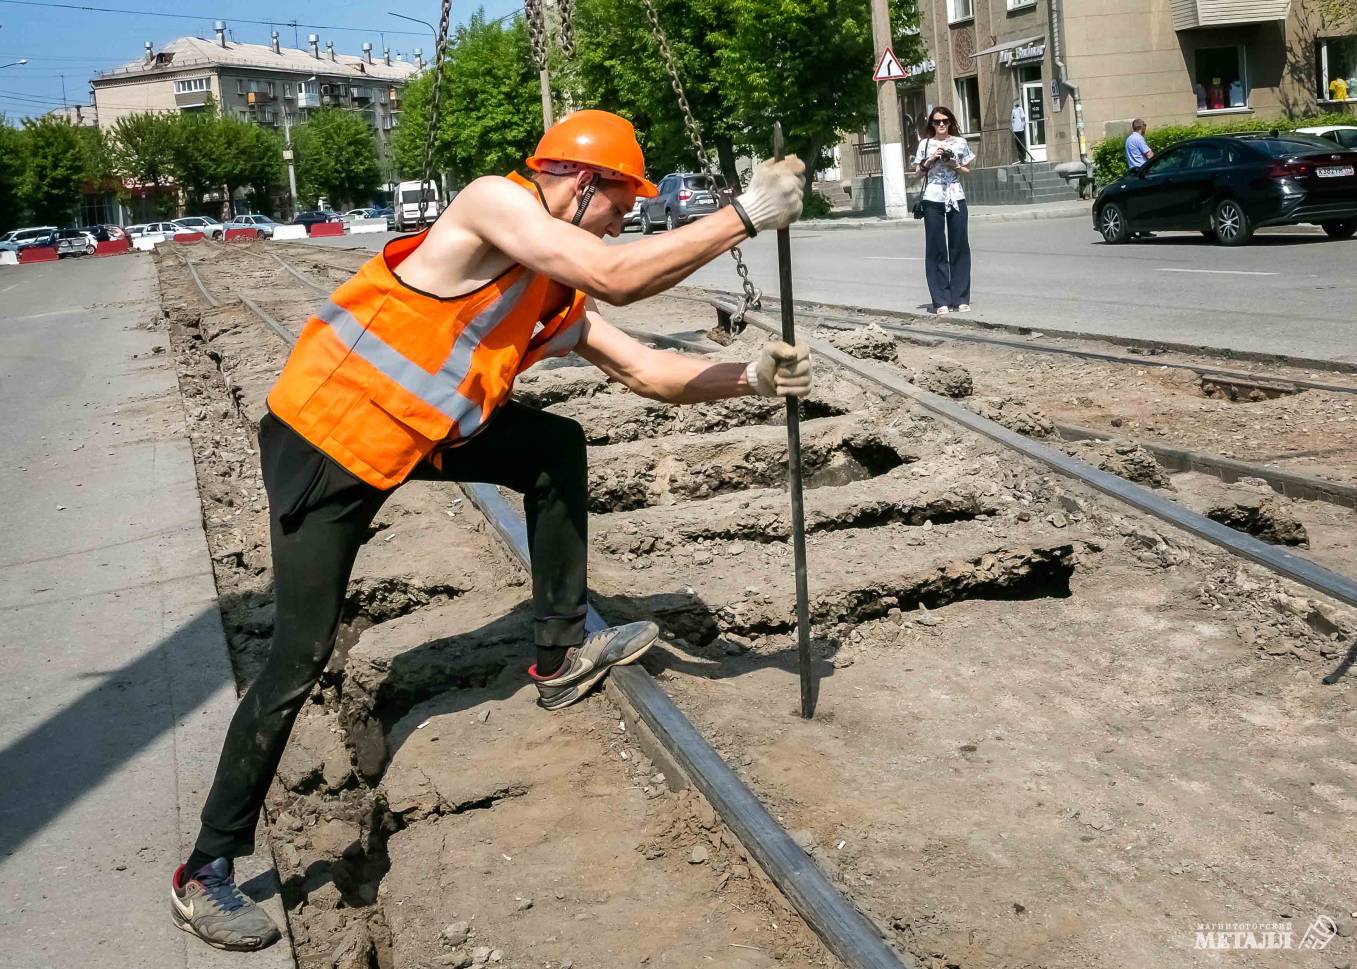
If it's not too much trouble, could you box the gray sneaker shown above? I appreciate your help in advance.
[532,621,659,710]
[171,858,281,951]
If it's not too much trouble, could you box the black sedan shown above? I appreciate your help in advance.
[1094,133,1357,246]
[290,210,343,229]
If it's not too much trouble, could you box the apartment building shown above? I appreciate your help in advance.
[89,22,417,140]
[841,0,1357,203]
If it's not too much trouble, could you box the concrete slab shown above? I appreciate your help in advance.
[0,256,294,968]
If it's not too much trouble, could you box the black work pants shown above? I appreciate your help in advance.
[193,402,588,860]
[921,199,971,310]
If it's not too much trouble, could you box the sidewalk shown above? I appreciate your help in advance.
[0,256,292,968]
[798,197,1092,232]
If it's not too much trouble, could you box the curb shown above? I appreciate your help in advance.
[797,202,1092,232]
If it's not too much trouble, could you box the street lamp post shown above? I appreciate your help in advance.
[0,58,28,70]
[388,11,437,44]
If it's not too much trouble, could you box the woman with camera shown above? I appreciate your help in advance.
[913,107,975,315]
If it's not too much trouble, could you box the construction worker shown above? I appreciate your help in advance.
[170,109,810,951]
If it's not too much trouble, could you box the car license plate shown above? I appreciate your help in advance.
[1317,165,1354,178]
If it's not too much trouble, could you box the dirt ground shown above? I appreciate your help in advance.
[159,241,1357,969]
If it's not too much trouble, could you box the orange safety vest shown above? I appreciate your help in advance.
[267,172,588,490]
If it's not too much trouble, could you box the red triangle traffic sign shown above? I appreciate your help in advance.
[873,46,908,82]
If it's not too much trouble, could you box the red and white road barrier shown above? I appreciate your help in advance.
[224,228,261,243]
[308,222,345,238]
[172,231,205,244]
[18,246,58,264]
[96,239,132,257]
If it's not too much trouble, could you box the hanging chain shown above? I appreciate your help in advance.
[418,0,454,228]
[640,0,760,326]
[557,0,575,59]
[524,0,549,70]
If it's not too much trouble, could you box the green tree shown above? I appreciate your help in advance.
[569,0,745,186]
[293,107,380,208]
[215,115,284,214]
[0,122,26,227]
[110,112,178,215]
[168,109,225,211]
[394,12,543,185]
[17,117,91,225]
[711,0,923,191]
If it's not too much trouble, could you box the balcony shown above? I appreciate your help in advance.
[247,90,274,106]
[351,87,372,103]
[175,90,209,108]
[1171,0,1291,30]
[297,90,320,109]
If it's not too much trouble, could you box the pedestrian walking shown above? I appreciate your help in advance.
[168,109,811,953]
[1011,100,1029,164]
[914,106,975,315]
[1125,118,1155,170]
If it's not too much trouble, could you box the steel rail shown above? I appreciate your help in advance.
[712,295,1357,611]
[462,483,912,969]
[172,247,914,969]
[687,287,1357,381]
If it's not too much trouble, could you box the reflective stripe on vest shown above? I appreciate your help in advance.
[313,266,532,440]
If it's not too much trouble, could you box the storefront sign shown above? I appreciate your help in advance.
[999,41,1046,66]
[900,57,936,79]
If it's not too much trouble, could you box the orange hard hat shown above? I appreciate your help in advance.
[526,109,659,198]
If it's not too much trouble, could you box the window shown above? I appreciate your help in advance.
[954,76,981,134]
[174,77,209,93]
[267,81,275,96]
[1006,0,1036,8]
[1185,142,1235,169]
[948,0,974,22]
[1193,46,1247,111]
[284,82,293,97]
[235,78,244,95]
[1317,37,1357,101]
[299,81,317,95]
[1147,149,1189,175]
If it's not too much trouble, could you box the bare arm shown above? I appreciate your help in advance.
[574,301,751,404]
[458,177,749,306]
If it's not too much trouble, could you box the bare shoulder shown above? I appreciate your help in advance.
[452,174,539,213]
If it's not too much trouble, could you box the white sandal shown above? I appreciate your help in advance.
[935,306,951,316]
[957,303,972,312]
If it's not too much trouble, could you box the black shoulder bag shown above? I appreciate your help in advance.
[912,137,930,220]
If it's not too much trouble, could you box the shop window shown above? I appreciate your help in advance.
[1317,36,1357,101]
[948,0,974,23]
[1193,46,1247,111]
[954,76,981,134]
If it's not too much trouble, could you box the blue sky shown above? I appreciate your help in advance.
[0,0,520,120]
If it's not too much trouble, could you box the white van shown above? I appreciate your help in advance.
[394,180,444,232]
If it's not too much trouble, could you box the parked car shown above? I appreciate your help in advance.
[374,206,395,230]
[78,224,120,243]
[639,172,720,234]
[1,225,59,251]
[54,228,97,257]
[127,221,180,239]
[1296,124,1357,150]
[1094,133,1357,246]
[224,214,280,238]
[343,207,380,222]
[292,210,343,230]
[623,198,643,230]
[173,216,225,240]
[394,180,443,231]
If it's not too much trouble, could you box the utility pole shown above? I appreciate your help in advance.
[525,0,554,128]
[282,111,299,218]
[869,0,909,220]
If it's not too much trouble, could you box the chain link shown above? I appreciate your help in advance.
[557,0,575,60]
[418,0,454,229]
[524,0,549,70]
[640,0,760,326]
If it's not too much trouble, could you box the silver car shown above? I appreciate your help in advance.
[638,172,720,234]
[172,216,225,240]
[1,225,59,251]
[224,214,279,238]
[54,229,97,257]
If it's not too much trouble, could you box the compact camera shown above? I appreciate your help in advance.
[938,148,956,162]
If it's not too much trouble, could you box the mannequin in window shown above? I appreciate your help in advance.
[1207,76,1226,110]
[1195,83,1207,111]
[1228,79,1245,107]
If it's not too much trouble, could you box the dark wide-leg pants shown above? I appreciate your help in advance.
[193,402,588,859]
[921,199,971,310]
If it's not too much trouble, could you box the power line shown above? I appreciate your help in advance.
[0,0,430,36]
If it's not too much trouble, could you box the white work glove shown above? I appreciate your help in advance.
[746,340,812,398]
[735,155,807,233]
